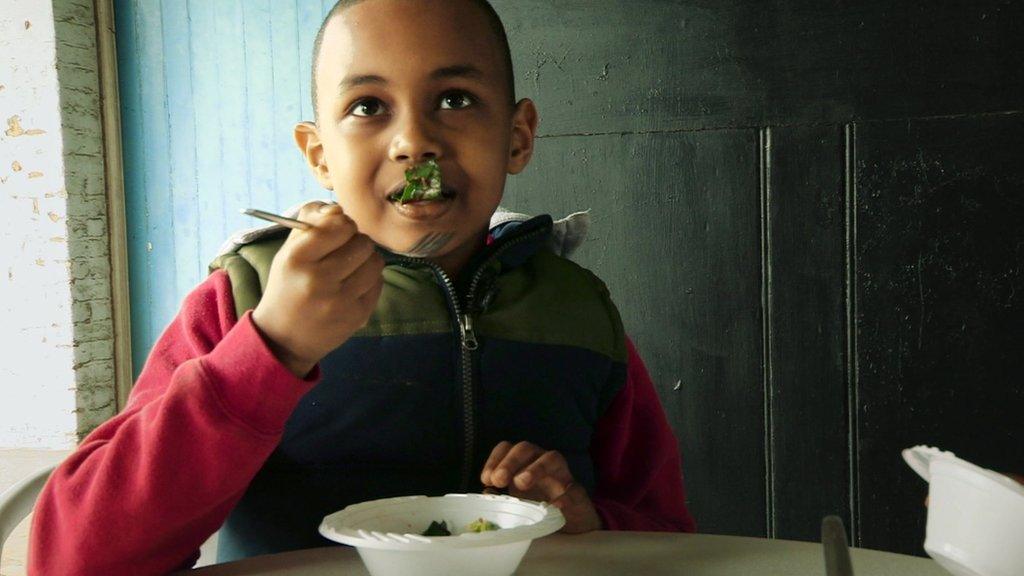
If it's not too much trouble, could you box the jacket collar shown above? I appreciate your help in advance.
[380,213,553,278]
[475,213,554,271]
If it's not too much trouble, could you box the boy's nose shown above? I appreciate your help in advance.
[388,116,442,163]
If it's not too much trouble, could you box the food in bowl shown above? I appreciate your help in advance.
[421,520,451,536]
[421,517,501,536]
[320,493,564,576]
[466,518,501,532]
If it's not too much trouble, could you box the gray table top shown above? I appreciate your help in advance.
[188,531,948,575]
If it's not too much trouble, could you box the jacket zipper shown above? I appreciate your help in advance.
[390,224,547,490]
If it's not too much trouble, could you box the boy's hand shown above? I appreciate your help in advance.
[480,441,603,534]
[251,202,384,378]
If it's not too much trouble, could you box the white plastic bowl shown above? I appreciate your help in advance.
[319,493,565,576]
[903,445,1024,576]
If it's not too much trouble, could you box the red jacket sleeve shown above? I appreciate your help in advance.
[590,338,697,532]
[29,270,319,576]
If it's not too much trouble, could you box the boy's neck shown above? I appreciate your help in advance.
[427,228,489,280]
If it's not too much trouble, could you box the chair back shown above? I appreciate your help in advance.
[0,465,56,561]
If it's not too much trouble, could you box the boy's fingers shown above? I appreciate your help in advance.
[481,441,514,485]
[336,250,385,299]
[297,200,329,215]
[288,203,359,262]
[490,442,543,488]
[356,274,385,311]
[513,450,569,492]
[296,201,341,227]
[551,483,603,534]
[317,234,378,283]
[550,481,583,509]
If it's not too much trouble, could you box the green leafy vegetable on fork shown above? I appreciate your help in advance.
[397,159,443,204]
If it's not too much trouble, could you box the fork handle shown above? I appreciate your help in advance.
[242,208,311,231]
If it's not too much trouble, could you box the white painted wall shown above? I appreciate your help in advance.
[0,0,78,449]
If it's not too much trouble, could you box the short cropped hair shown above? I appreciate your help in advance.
[311,0,516,123]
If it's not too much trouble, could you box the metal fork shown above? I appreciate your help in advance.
[822,515,855,576]
[242,208,454,258]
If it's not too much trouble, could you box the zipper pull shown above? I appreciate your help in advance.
[460,314,479,350]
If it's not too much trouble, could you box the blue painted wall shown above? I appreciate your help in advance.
[114,0,333,375]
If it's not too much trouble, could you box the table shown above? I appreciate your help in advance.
[187,531,947,575]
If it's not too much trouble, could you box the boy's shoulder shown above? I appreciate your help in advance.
[494,245,628,365]
[527,247,614,299]
[208,228,287,319]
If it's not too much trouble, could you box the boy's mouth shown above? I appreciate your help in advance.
[386,185,457,204]
[388,186,458,221]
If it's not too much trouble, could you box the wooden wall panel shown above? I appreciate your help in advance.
[187,0,230,268]
[113,0,149,372]
[114,0,332,372]
[855,115,1024,553]
[767,126,851,541]
[496,0,1024,135]
[503,130,768,536]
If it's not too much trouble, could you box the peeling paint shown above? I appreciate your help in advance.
[47,211,61,222]
[3,0,83,452]
[147,242,153,252]
[50,236,66,243]
[5,115,48,137]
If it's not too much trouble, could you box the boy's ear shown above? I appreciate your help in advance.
[507,99,539,175]
[294,121,334,190]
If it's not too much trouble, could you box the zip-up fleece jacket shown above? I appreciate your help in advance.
[29,214,695,575]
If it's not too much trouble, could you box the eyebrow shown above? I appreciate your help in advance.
[429,64,485,81]
[337,65,486,94]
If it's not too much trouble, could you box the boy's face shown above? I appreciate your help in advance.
[296,0,537,273]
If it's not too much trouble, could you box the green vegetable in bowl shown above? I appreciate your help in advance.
[420,517,500,536]
[465,518,500,532]
[421,520,451,536]
[398,159,443,204]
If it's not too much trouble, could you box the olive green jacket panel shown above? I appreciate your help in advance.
[210,238,626,363]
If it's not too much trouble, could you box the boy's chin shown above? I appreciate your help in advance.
[381,225,488,262]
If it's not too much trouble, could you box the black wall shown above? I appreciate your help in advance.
[498,0,1024,554]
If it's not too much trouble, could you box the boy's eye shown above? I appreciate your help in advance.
[350,98,386,117]
[439,92,474,110]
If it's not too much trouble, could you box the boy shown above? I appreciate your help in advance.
[29,0,694,573]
